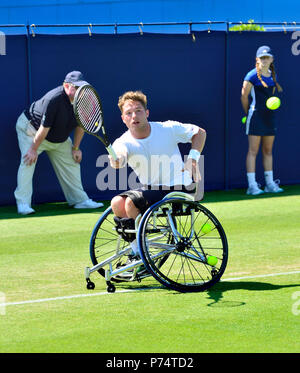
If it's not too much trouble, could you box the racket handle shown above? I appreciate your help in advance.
[107,144,118,161]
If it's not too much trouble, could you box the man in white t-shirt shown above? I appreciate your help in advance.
[109,91,206,254]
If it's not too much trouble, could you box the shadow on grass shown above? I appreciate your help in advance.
[85,278,300,301]
[206,280,300,307]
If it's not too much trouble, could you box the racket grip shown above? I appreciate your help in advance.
[107,144,118,161]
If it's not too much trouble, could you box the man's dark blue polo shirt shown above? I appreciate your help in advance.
[25,86,78,143]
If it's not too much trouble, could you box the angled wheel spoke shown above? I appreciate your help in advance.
[140,198,228,292]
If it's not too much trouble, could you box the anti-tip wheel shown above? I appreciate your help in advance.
[107,284,116,293]
[86,281,95,290]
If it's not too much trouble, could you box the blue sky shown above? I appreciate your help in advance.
[0,0,299,26]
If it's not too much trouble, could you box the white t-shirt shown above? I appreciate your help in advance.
[112,120,199,187]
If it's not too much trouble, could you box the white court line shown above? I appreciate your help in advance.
[1,270,299,308]
[222,270,300,282]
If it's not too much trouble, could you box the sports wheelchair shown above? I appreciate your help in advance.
[84,191,228,293]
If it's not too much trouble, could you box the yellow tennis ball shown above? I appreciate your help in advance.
[241,116,247,124]
[207,255,218,266]
[266,97,281,110]
[95,122,99,127]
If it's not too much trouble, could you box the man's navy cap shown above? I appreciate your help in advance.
[64,71,89,86]
[256,46,273,58]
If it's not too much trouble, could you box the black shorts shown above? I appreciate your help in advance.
[119,184,195,213]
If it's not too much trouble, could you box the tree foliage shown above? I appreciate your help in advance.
[229,19,265,31]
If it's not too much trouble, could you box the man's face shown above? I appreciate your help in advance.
[121,100,149,132]
[64,83,79,102]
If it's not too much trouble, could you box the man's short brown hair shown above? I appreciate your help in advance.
[118,91,147,113]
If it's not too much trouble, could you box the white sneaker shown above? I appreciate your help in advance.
[264,180,284,193]
[17,203,35,215]
[246,183,264,196]
[74,199,104,209]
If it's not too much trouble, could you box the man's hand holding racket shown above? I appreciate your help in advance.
[109,154,127,169]
[108,142,127,169]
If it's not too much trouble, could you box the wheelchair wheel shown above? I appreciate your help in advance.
[137,198,228,292]
[89,206,134,283]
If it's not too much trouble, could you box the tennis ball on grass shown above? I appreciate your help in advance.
[207,255,218,266]
[201,223,212,234]
[266,96,281,110]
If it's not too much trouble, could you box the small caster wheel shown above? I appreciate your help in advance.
[107,284,116,293]
[211,269,218,277]
[87,281,95,290]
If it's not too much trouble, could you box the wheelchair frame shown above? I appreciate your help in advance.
[84,191,228,293]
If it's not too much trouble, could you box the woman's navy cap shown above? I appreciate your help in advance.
[256,46,273,58]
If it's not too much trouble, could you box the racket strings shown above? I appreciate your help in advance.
[77,96,101,132]
[77,89,102,133]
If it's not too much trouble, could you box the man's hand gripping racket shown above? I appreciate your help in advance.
[73,84,117,160]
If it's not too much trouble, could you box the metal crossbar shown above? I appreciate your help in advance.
[1,21,300,35]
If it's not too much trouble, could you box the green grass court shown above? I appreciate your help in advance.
[0,185,299,353]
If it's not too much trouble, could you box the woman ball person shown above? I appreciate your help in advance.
[241,46,284,195]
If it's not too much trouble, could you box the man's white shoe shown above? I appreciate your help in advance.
[246,184,264,196]
[264,180,284,193]
[74,199,104,209]
[17,203,35,215]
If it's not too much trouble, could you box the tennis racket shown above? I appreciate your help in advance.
[73,84,117,160]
